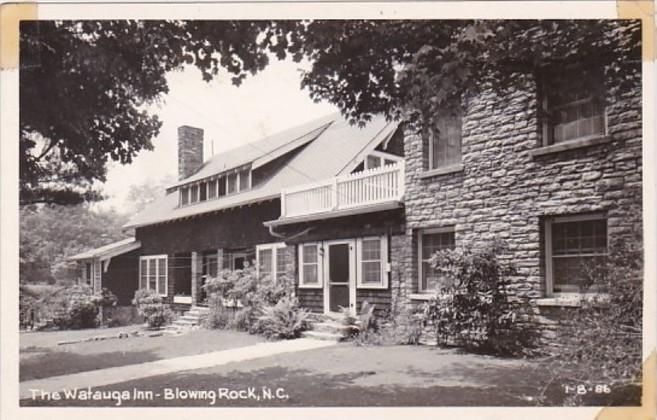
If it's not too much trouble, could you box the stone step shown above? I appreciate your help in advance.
[302,330,344,341]
[179,315,201,322]
[172,319,197,327]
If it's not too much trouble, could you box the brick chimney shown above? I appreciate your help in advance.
[178,125,204,180]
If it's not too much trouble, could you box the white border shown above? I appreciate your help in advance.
[1,3,653,420]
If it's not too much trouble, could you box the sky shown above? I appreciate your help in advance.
[97,58,338,213]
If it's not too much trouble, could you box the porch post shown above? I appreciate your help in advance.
[190,251,201,305]
[217,248,224,270]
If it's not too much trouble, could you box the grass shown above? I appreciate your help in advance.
[22,343,638,407]
[20,327,266,381]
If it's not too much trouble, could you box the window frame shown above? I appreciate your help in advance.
[298,242,323,289]
[138,254,168,296]
[356,236,389,289]
[544,213,608,297]
[539,67,608,147]
[428,104,463,171]
[256,242,287,282]
[417,227,456,293]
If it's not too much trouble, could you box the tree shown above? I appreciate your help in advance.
[19,204,130,283]
[21,20,640,205]
[124,175,176,214]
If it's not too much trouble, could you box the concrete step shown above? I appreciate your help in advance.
[312,321,353,334]
[172,319,197,327]
[179,315,201,322]
[302,330,344,341]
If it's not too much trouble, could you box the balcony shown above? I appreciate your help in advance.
[279,161,405,221]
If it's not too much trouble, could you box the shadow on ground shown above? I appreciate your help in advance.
[22,363,638,407]
[20,349,158,381]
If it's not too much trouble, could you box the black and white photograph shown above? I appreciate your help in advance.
[2,2,655,419]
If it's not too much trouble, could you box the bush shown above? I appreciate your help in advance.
[203,264,296,334]
[202,295,230,329]
[132,289,174,328]
[423,240,538,356]
[537,234,643,404]
[255,296,310,339]
[51,285,110,329]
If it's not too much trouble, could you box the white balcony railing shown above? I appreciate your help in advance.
[281,161,405,218]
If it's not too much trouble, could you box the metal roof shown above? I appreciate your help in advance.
[124,114,398,229]
[68,237,141,261]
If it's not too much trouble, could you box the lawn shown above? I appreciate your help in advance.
[20,327,266,381]
[22,342,637,407]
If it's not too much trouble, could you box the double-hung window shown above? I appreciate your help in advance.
[541,66,606,145]
[298,243,322,288]
[139,255,168,296]
[429,104,462,170]
[545,214,608,295]
[356,236,389,289]
[418,228,456,293]
[256,243,287,282]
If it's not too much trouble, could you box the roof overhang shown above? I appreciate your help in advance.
[263,201,403,228]
[68,239,141,261]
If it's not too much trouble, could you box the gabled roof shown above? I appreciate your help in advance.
[124,114,398,229]
[68,237,141,261]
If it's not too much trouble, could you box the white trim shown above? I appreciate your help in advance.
[256,242,287,281]
[417,227,455,293]
[323,239,356,315]
[298,242,323,289]
[139,254,168,296]
[356,235,389,289]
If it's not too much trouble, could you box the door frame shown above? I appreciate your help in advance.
[322,239,356,315]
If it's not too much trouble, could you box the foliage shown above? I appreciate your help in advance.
[124,175,176,214]
[20,204,130,284]
[51,285,117,330]
[537,234,643,404]
[254,296,311,339]
[20,20,639,205]
[201,295,231,329]
[422,240,538,356]
[132,288,174,328]
[203,264,295,333]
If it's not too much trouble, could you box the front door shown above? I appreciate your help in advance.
[325,241,355,314]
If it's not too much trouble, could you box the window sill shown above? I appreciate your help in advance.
[535,293,610,307]
[530,135,612,158]
[418,163,464,179]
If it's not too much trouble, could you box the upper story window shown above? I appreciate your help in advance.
[429,103,462,170]
[179,166,252,207]
[544,214,608,295]
[541,66,606,146]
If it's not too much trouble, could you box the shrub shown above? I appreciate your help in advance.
[132,288,174,328]
[537,234,643,404]
[423,240,538,356]
[52,285,99,329]
[202,295,230,329]
[255,296,310,339]
[203,264,295,334]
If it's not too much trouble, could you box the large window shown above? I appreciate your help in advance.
[545,214,608,295]
[139,255,168,296]
[256,243,287,282]
[356,236,388,289]
[299,243,322,288]
[418,228,455,292]
[541,66,606,145]
[179,166,253,206]
[429,105,462,169]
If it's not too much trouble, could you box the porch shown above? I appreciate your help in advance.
[271,161,405,225]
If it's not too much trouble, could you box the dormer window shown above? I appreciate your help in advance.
[179,165,253,207]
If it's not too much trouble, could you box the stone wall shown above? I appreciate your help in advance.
[401,73,642,337]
